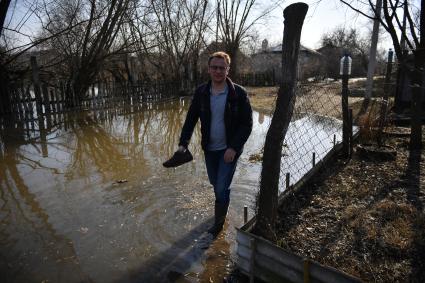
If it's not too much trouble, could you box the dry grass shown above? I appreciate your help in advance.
[246,86,277,115]
[347,200,416,251]
[274,129,425,282]
[247,82,395,146]
[247,83,365,119]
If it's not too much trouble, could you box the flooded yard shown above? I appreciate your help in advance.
[0,98,263,282]
[0,98,343,282]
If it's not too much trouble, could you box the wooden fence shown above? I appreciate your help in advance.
[0,57,180,123]
[5,80,180,123]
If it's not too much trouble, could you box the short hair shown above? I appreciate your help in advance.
[208,51,231,66]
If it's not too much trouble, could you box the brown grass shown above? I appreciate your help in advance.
[382,218,413,250]
[345,200,416,252]
[246,86,277,115]
[247,83,396,146]
[274,129,425,282]
[247,83,365,119]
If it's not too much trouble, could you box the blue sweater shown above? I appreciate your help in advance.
[208,85,228,151]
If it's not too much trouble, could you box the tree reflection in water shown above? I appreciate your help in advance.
[0,99,346,282]
[0,119,90,282]
[0,99,214,282]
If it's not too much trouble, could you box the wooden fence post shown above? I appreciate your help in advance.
[31,56,44,118]
[42,84,52,129]
[42,84,51,115]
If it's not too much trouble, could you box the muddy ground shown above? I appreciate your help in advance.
[230,82,425,282]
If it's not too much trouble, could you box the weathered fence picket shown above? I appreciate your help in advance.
[4,79,180,128]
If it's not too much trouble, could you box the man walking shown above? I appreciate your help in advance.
[177,51,252,237]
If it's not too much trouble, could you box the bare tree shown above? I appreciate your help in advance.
[340,0,424,148]
[216,0,278,78]
[320,27,371,78]
[0,0,10,115]
[365,0,382,101]
[1,0,33,116]
[0,0,11,36]
[129,0,210,89]
[339,0,423,80]
[37,0,132,106]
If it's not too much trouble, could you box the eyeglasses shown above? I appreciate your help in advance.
[209,65,228,72]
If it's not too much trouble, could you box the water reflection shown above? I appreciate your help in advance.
[0,124,90,282]
[0,98,346,282]
[280,113,346,190]
[0,99,239,282]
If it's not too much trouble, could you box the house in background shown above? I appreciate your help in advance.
[251,39,323,82]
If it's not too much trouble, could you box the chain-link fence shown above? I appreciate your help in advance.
[278,81,346,190]
[267,53,399,193]
[285,76,399,192]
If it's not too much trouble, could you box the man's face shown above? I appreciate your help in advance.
[208,57,229,84]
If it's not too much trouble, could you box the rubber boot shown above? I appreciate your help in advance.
[208,202,229,237]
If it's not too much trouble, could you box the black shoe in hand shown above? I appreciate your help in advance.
[163,149,193,168]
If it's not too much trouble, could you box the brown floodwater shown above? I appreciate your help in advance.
[0,98,268,283]
[0,98,345,282]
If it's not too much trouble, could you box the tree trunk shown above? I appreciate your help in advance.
[253,2,308,241]
[409,0,424,150]
[227,44,239,80]
[0,0,11,36]
[0,62,11,117]
[365,0,382,101]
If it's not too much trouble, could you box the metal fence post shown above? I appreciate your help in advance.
[244,206,248,224]
[349,108,353,157]
[340,54,352,158]
[377,49,394,146]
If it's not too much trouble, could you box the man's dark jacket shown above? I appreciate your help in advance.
[179,77,253,154]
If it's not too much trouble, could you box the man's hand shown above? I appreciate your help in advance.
[224,148,236,163]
